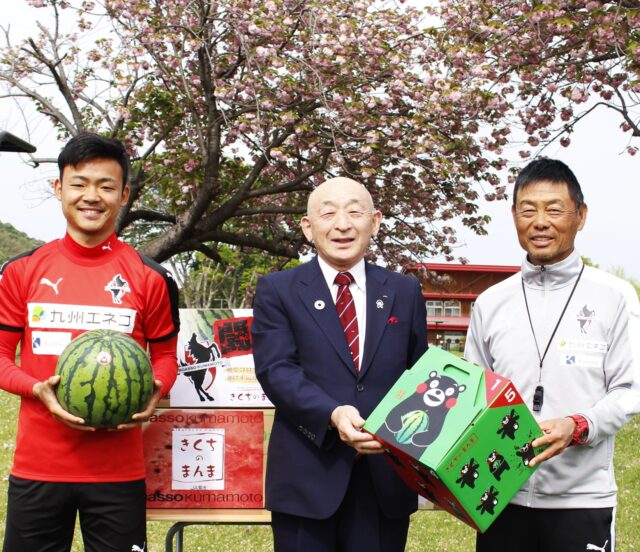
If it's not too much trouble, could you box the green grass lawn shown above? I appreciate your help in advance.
[0,392,636,551]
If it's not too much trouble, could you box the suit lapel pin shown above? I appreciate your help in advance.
[314,300,325,310]
[376,299,384,309]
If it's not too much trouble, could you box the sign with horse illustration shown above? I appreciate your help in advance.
[169,309,273,408]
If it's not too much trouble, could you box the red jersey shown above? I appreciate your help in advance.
[0,233,180,482]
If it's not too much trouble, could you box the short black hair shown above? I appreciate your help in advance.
[57,132,130,187]
[513,158,584,208]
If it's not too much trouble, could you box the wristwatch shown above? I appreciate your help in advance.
[568,415,589,446]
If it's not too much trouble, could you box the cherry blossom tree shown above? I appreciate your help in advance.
[434,0,640,158]
[1,0,514,265]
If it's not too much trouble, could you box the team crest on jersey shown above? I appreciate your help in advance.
[105,274,131,305]
[576,304,596,334]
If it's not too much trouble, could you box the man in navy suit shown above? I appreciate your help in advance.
[252,177,428,552]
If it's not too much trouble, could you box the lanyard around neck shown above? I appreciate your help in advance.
[521,263,585,376]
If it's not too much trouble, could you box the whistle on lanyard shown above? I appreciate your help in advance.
[533,385,544,412]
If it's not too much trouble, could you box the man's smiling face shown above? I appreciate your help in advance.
[301,177,381,271]
[512,180,587,266]
[55,157,130,247]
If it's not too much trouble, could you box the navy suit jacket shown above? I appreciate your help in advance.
[251,257,428,520]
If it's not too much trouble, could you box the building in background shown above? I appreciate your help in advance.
[404,263,520,352]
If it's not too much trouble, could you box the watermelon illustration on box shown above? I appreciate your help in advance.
[364,347,544,532]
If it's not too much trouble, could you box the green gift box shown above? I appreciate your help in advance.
[364,347,544,532]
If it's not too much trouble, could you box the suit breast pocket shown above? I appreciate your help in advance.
[374,321,411,363]
[383,320,409,332]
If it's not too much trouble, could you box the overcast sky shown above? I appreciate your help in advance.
[443,106,640,277]
[1,2,639,278]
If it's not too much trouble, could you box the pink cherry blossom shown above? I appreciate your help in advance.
[3,0,637,270]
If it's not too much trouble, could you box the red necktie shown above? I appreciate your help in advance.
[334,272,360,373]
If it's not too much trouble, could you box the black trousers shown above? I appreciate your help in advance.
[3,476,147,552]
[271,459,410,552]
[477,503,614,552]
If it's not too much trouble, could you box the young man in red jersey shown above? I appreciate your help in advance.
[0,133,180,552]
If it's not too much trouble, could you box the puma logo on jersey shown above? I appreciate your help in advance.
[105,274,131,305]
[102,242,112,251]
[40,277,63,294]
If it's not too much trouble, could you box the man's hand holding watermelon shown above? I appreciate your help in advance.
[32,373,164,432]
[33,375,94,432]
[115,379,164,431]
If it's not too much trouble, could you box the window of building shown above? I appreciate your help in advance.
[444,300,461,317]
[426,300,443,317]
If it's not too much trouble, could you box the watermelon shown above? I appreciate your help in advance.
[395,410,430,444]
[55,329,154,428]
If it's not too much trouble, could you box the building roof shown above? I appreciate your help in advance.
[428,316,471,331]
[405,263,519,273]
[423,293,478,300]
